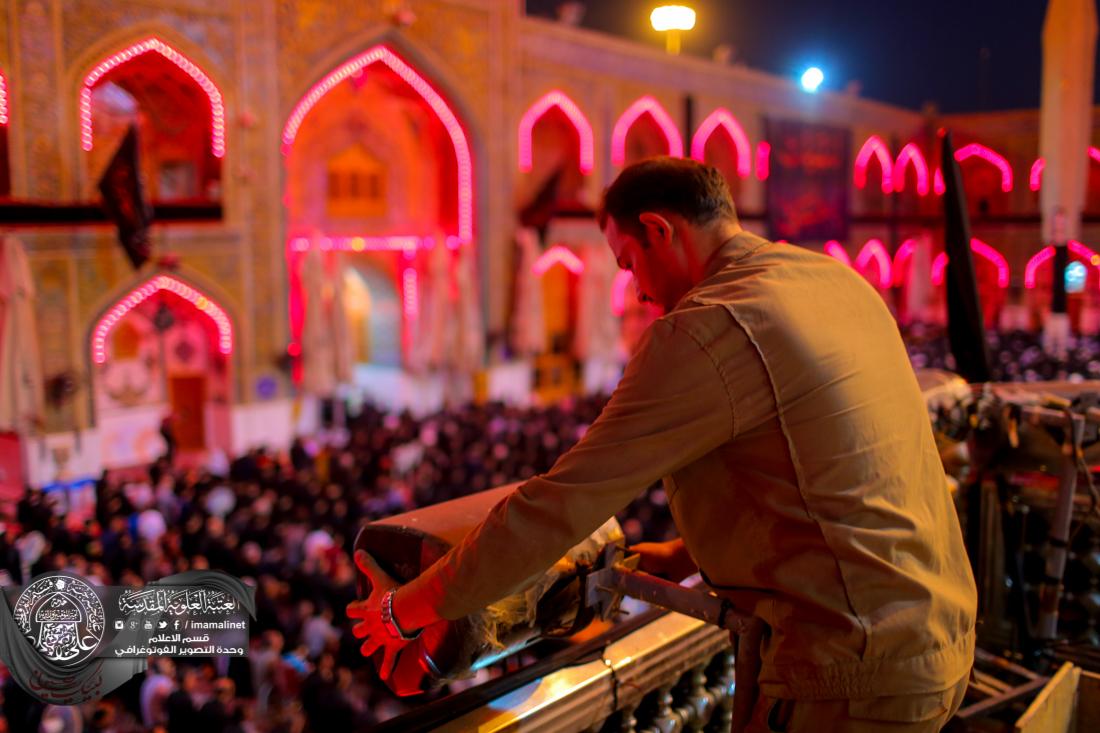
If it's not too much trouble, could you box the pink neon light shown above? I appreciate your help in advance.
[954,143,1013,192]
[1090,147,1100,165]
[691,108,751,178]
[81,38,224,158]
[824,241,851,266]
[893,144,929,195]
[92,275,233,364]
[402,267,419,319]
[611,269,633,316]
[893,238,916,286]
[756,141,770,180]
[1024,240,1100,288]
[0,69,7,126]
[933,168,945,195]
[518,90,594,174]
[611,96,684,166]
[1030,158,1044,191]
[532,245,584,276]
[282,46,474,243]
[855,239,892,288]
[931,239,1010,288]
[853,135,893,193]
[289,235,428,253]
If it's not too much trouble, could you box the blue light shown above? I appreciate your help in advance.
[801,67,824,93]
[1066,261,1087,294]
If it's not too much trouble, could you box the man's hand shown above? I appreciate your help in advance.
[346,550,411,678]
[628,538,698,582]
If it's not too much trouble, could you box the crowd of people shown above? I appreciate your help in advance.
[0,395,677,733]
[2,322,1097,732]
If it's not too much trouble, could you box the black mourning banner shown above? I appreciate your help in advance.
[764,118,851,243]
[0,571,255,705]
[941,130,991,383]
[98,125,153,270]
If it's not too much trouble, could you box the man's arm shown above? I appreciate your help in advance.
[392,316,736,629]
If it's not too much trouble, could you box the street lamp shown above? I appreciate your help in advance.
[651,5,696,55]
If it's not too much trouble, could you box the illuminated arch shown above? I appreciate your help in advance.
[1024,240,1100,288]
[91,274,234,364]
[0,69,8,125]
[281,44,474,242]
[611,96,683,166]
[953,143,1013,192]
[533,245,584,276]
[518,90,594,174]
[931,239,1010,288]
[856,239,892,288]
[756,141,770,180]
[893,143,929,195]
[691,108,751,178]
[853,135,893,193]
[893,238,917,286]
[80,37,225,158]
[1030,158,1044,191]
[824,241,851,266]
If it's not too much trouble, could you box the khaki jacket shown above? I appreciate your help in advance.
[417,231,977,700]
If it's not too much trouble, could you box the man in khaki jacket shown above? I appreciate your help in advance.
[349,158,977,732]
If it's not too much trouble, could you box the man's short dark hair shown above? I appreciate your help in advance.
[598,157,737,238]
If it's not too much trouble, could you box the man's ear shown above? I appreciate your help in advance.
[638,212,673,248]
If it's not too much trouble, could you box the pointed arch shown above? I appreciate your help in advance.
[893,238,917,286]
[518,90,594,174]
[853,135,893,193]
[281,44,474,242]
[691,108,751,178]
[931,239,1009,288]
[1024,240,1100,288]
[611,95,683,166]
[856,239,892,287]
[1030,158,1044,191]
[893,143,929,195]
[79,37,225,158]
[824,241,851,266]
[954,143,1013,192]
[533,245,584,276]
[90,274,234,364]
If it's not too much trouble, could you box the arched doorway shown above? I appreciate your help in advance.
[283,43,478,400]
[89,274,234,468]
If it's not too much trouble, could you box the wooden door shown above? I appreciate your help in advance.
[168,375,206,451]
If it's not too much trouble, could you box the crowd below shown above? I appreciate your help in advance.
[0,323,1097,732]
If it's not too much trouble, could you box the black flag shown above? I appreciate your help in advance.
[941,130,991,383]
[98,125,153,269]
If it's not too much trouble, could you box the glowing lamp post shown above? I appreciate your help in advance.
[651,5,696,55]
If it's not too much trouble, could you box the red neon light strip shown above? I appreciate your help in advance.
[1030,158,1044,191]
[611,96,684,166]
[855,239,893,287]
[282,46,474,243]
[931,239,1009,288]
[755,141,770,181]
[893,143,929,195]
[611,269,633,316]
[954,143,1013,192]
[92,275,233,364]
[853,135,893,193]
[893,238,916,286]
[518,90,594,174]
[81,38,224,158]
[824,241,851,266]
[0,70,7,126]
[691,108,751,178]
[1024,240,1100,288]
[532,245,584,276]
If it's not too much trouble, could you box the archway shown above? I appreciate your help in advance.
[88,274,235,468]
[611,96,682,167]
[282,43,477,385]
[78,37,224,202]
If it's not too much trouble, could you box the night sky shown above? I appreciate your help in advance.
[525,1,1096,114]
